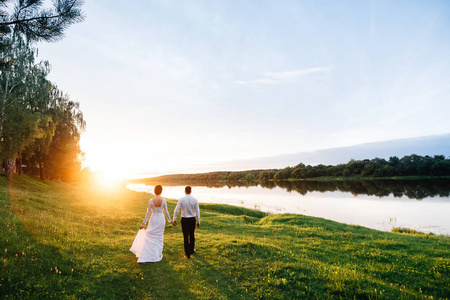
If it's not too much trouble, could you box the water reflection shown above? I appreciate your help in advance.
[136,179,450,200]
[127,179,450,235]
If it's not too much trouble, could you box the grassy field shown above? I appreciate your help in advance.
[1,175,449,299]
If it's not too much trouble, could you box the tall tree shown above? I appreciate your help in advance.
[23,86,85,180]
[21,74,56,179]
[0,1,84,178]
[44,90,85,180]
[0,36,49,177]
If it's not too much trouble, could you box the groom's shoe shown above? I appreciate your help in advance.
[191,249,197,254]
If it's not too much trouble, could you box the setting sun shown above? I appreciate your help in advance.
[80,131,195,179]
[91,170,124,191]
[80,136,150,179]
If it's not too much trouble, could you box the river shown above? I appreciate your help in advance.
[126,179,450,236]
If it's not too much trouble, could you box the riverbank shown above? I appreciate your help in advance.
[1,175,449,299]
[130,174,450,187]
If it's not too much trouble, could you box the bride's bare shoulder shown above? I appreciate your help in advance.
[153,196,163,207]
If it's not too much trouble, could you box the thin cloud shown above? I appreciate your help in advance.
[236,67,332,85]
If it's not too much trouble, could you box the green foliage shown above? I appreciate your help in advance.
[137,170,265,186]
[0,0,84,67]
[0,1,85,179]
[0,35,85,180]
[144,154,450,185]
[1,175,450,299]
[258,170,277,181]
[0,37,47,166]
[274,167,293,180]
[25,89,85,181]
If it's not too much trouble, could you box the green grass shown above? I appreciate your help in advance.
[1,175,449,299]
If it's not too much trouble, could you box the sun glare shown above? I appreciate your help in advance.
[81,134,181,182]
[81,138,143,180]
[92,171,124,191]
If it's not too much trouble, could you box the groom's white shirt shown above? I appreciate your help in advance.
[173,194,201,224]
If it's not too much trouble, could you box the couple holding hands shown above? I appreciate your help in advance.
[130,185,200,262]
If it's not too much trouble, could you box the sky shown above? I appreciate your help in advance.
[36,0,450,178]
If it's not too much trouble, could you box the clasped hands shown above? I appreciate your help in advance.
[140,220,190,228]
[170,221,198,227]
[169,221,199,228]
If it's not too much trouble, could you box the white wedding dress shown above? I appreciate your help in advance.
[130,198,172,263]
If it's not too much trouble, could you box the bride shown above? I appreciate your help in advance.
[130,185,174,262]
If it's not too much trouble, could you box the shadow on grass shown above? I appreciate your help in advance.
[137,257,196,299]
[1,177,94,298]
[191,253,254,299]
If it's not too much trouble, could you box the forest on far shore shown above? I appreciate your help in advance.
[139,154,450,183]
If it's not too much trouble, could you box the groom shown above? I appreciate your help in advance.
[173,186,201,259]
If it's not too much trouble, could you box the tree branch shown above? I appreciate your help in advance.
[1,14,62,27]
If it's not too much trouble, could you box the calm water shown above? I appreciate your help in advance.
[126,179,450,236]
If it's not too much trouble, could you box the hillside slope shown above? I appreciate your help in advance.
[1,175,449,299]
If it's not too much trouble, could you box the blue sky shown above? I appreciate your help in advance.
[36,0,450,177]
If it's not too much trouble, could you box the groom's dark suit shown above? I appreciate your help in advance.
[173,192,201,259]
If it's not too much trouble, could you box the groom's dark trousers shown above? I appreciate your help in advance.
[181,217,196,257]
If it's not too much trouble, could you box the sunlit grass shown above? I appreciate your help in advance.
[1,175,449,299]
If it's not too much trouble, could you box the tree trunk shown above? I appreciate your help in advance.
[17,156,23,175]
[5,159,15,178]
[0,71,10,140]
[39,162,44,180]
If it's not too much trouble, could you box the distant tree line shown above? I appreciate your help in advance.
[0,0,85,181]
[274,154,450,180]
[138,170,266,184]
[142,154,450,184]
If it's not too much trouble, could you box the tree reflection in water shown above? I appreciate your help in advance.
[146,179,450,200]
